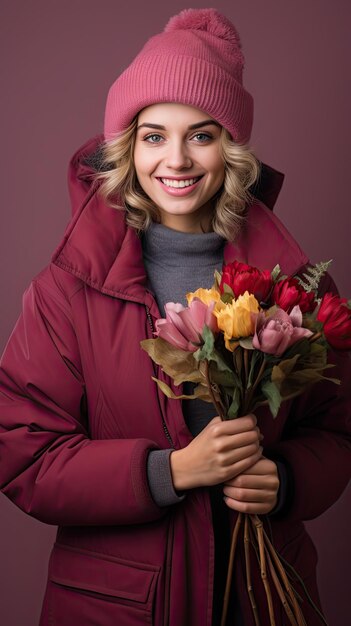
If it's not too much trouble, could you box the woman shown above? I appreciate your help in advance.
[0,9,350,626]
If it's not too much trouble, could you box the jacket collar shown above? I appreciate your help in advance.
[52,135,309,307]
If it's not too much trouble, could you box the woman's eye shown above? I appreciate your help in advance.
[144,134,163,143]
[192,133,212,142]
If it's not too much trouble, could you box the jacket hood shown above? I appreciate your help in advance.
[52,135,309,309]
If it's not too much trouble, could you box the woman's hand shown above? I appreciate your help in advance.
[222,457,280,514]
[170,414,262,491]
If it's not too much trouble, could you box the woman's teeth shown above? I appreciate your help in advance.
[160,177,200,188]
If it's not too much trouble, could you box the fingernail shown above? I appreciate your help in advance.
[259,446,263,454]
[259,433,264,441]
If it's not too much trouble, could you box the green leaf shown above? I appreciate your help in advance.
[295,260,333,293]
[281,338,311,360]
[261,380,282,418]
[239,337,254,350]
[271,264,281,282]
[214,269,222,289]
[194,327,233,374]
[247,351,263,389]
[271,354,300,387]
[301,316,323,332]
[194,325,215,362]
[223,283,234,297]
[265,304,279,317]
[220,292,233,304]
[285,369,339,386]
[211,367,240,388]
[227,386,241,419]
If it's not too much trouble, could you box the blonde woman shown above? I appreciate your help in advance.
[0,9,350,626]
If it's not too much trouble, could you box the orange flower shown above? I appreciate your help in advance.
[186,287,221,306]
[214,292,259,350]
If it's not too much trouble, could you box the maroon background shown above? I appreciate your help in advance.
[1,1,350,624]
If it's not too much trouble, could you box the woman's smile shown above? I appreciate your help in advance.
[156,174,204,195]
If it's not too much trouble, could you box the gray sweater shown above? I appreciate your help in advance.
[142,222,225,505]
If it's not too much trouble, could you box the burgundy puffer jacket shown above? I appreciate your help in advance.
[0,135,350,626]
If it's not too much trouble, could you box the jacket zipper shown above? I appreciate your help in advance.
[145,304,175,626]
[145,305,174,448]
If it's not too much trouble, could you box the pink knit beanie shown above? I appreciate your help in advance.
[104,8,253,144]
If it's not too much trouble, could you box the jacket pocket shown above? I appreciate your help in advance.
[42,543,159,626]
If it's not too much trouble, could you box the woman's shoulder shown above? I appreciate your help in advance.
[29,263,83,314]
[224,201,310,276]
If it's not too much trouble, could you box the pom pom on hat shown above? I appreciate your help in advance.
[104,8,253,144]
[164,8,242,49]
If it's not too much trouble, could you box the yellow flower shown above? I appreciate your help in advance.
[215,291,259,350]
[186,287,221,306]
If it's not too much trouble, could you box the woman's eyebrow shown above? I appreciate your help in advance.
[136,120,221,130]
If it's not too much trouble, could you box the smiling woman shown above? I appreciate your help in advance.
[0,7,350,626]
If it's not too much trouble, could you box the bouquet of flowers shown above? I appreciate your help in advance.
[141,259,351,626]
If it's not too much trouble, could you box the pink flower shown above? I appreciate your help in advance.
[253,305,313,356]
[155,299,218,352]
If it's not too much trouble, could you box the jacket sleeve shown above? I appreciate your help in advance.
[265,271,351,523]
[0,269,168,526]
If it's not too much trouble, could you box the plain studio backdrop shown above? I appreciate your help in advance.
[1,1,350,625]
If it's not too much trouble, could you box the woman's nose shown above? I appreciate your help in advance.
[164,141,192,169]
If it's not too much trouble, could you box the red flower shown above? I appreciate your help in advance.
[316,293,351,350]
[273,277,317,314]
[220,260,273,303]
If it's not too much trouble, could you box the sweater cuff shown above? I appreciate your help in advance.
[147,449,186,507]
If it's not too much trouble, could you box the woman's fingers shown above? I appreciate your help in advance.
[170,414,263,490]
[223,486,273,502]
[223,498,277,515]
[222,443,262,466]
[233,458,274,475]
[223,457,280,514]
[218,427,262,452]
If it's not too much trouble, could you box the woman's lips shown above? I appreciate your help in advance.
[156,176,204,196]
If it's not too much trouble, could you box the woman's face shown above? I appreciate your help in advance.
[133,103,225,233]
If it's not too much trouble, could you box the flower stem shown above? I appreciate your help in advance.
[251,515,276,625]
[220,513,242,626]
[309,331,323,343]
[245,514,260,625]
[244,357,266,414]
[241,349,250,415]
[204,360,225,419]
[244,348,249,386]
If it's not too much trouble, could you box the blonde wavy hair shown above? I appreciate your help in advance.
[94,117,261,240]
